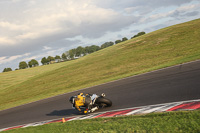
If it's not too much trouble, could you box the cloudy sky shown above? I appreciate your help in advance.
[0,0,200,71]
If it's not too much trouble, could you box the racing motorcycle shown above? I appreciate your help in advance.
[69,93,112,114]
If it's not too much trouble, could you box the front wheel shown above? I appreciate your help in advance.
[95,97,112,107]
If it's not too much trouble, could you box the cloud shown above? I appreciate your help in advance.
[21,48,65,62]
[0,53,30,64]
[0,57,7,63]
[92,0,194,15]
[93,0,193,8]
[11,0,23,3]
[0,21,29,31]
[142,3,200,23]
[43,46,52,51]
[170,4,200,18]
[0,37,15,45]
[184,11,199,17]
[0,0,136,57]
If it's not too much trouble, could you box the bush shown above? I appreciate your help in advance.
[3,68,12,72]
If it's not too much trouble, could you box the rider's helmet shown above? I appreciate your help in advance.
[69,96,75,104]
[78,93,83,96]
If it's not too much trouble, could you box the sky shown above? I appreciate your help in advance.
[0,0,200,72]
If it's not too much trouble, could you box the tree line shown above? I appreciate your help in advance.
[2,31,145,72]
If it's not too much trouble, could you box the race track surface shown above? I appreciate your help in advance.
[0,60,200,129]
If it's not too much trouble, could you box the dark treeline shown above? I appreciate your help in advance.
[131,31,146,39]
[63,42,114,60]
[2,31,145,72]
[3,68,12,72]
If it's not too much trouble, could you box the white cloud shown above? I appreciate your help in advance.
[0,53,30,64]
[0,37,15,45]
[20,48,65,65]
[0,0,135,51]
[16,32,39,40]
[177,4,196,11]
[45,48,65,57]
[11,0,22,3]
[0,57,7,63]
[0,21,29,31]
[22,56,37,62]
[143,3,200,23]
[43,46,52,51]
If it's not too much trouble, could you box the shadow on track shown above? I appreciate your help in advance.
[46,109,80,116]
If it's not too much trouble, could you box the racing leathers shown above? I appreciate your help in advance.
[74,93,92,113]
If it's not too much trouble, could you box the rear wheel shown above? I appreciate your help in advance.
[95,97,112,107]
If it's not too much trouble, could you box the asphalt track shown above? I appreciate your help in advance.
[0,60,200,129]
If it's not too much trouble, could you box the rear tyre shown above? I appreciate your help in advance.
[95,97,112,107]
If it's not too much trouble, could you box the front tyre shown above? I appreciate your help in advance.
[95,97,112,107]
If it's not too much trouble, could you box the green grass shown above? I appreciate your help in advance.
[0,18,200,110]
[0,63,68,90]
[5,110,200,133]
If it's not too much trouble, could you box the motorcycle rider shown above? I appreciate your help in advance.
[70,93,92,113]
[70,93,109,114]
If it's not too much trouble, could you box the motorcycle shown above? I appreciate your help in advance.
[69,93,112,114]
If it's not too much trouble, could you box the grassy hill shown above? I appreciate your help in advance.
[0,18,200,110]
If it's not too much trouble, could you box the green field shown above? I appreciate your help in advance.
[0,18,200,110]
[5,110,200,133]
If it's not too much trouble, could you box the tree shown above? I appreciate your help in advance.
[137,31,146,36]
[131,31,146,39]
[55,55,61,59]
[3,68,7,72]
[69,49,76,59]
[19,61,28,69]
[47,56,50,63]
[122,37,128,42]
[28,61,32,68]
[82,48,86,56]
[76,46,84,57]
[28,59,39,67]
[32,59,39,67]
[85,46,90,54]
[55,55,61,62]
[88,45,100,53]
[41,57,48,65]
[3,68,12,72]
[62,53,67,61]
[115,40,122,44]
[47,56,55,64]
[101,42,114,49]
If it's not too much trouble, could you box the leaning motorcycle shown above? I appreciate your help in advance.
[69,93,112,114]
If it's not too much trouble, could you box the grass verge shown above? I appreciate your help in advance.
[0,18,200,110]
[5,110,200,133]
